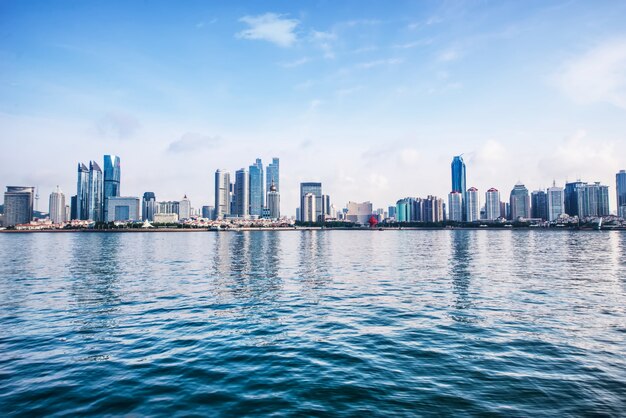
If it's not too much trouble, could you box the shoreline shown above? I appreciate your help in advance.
[1,226,624,233]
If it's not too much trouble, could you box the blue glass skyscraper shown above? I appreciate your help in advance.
[103,155,121,222]
[617,170,626,217]
[451,156,466,193]
[249,158,264,217]
[266,158,279,193]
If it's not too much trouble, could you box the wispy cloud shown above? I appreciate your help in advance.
[393,39,433,49]
[555,38,626,109]
[96,112,140,140]
[280,57,311,68]
[310,30,337,59]
[167,132,220,153]
[438,49,460,62]
[236,13,299,47]
[357,58,403,69]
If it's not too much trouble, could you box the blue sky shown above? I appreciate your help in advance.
[1,0,626,214]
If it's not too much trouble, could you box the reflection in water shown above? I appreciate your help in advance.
[449,230,473,318]
[297,231,331,302]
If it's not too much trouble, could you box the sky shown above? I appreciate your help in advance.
[1,0,626,214]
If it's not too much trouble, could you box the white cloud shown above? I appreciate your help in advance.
[438,49,459,62]
[310,30,337,59]
[236,13,299,47]
[167,132,220,153]
[357,58,403,69]
[556,38,626,109]
[280,57,310,68]
[393,39,433,49]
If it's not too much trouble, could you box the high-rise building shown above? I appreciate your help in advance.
[302,193,316,222]
[321,194,331,217]
[249,159,264,217]
[49,186,66,224]
[396,198,411,222]
[451,156,466,193]
[106,197,140,222]
[485,188,500,220]
[465,187,480,222]
[76,163,89,220]
[266,158,279,193]
[87,161,103,222]
[346,201,373,225]
[267,180,280,219]
[510,183,530,220]
[422,195,444,222]
[179,195,191,219]
[547,184,564,221]
[103,155,121,222]
[234,168,249,217]
[142,192,156,221]
[300,182,322,222]
[388,206,396,219]
[531,190,548,221]
[157,201,179,215]
[202,205,215,219]
[617,170,626,218]
[564,181,586,217]
[214,169,231,219]
[3,186,34,226]
[448,191,463,222]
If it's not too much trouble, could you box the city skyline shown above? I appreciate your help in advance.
[1,1,626,213]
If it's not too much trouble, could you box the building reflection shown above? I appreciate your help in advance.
[448,230,474,319]
[297,230,331,303]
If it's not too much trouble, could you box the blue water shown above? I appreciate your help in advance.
[1,230,625,416]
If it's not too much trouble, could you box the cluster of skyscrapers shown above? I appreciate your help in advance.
[214,158,281,220]
[444,155,617,223]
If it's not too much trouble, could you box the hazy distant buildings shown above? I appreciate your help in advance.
[103,155,121,222]
[234,168,249,217]
[346,201,373,225]
[617,170,626,218]
[531,190,548,221]
[300,182,322,222]
[510,183,530,220]
[179,195,191,219]
[267,180,280,219]
[49,186,66,224]
[448,192,463,222]
[4,186,34,226]
[485,188,500,220]
[142,192,156,221]
[106,197,140,222]
[214,169,230,219]
[249,159,264,217]
[465,187,480,222]
[546,184,564,221]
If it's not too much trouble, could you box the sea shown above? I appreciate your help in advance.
[1,230,625,416]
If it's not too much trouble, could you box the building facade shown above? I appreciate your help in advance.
[87,161,103,222]
[300,182,322,222]
[510,183,530,220]
[448,192,463,222]
[531,190,548,221]
[302,193,316,222]
[546,185,565,221]
[234,168,249,217]
[465,187,480,222]
[3,186,34,227]
[106,197,140,222]
[142,192,156,221]
[617,170,626,218]
[266,158,279,193]
[76,163,89,220]
[249,159,264,217]
[103,155,121,222]
[49,186,66,224]
[179,195,191,219]
[267,181,280,219]
[346,201,373,225]
[485,188,500,220]
[214,169,231,219]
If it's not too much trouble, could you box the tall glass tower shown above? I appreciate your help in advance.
[214,169,231,219]
[88,161,103,222]
[234,168,249,217]
[300,182,322,222]
[249,158,264,217]
[451,156,466,193]
[266,158,279,193]
[616,170,626,217]
[103,155,121,222]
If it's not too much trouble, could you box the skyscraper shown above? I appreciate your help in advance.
[564,181,585,217]
[321,194,331,218]
[142,192,156,221]
[546,184,564,222]
[465,187,480,222]
[76,163,89,220]
[531,190,548,220]
[103,155,121,222]
[249,159,264,217]
[302,193,316,222]
[448,192,463,222]
[214,169,230,219]
[179,195,191,219]
[88,161,103,222]
[617,170,626,218]
[510,183,530,220]
[49,186,66,224]
[234,168,249,217]
[345,201,373,225]
[267,180,280,219]
[3,186,34,226]
[485,188,500,220]
[300,182,322,222]
[451,156,466,194]
[266,158,279,193]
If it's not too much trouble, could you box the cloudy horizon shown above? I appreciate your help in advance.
[1,1,626,214]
